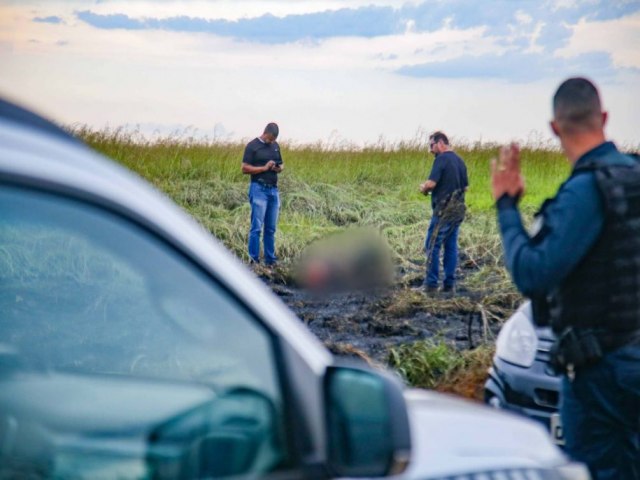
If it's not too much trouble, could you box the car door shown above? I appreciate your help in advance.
[0,183,296,479]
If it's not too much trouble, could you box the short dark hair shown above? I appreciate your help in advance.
[553,77,602,132]
[429,131,449,145]
[264,122,279,138]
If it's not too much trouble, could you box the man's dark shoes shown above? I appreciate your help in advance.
[442,285,456,297]
[424,285,439,294]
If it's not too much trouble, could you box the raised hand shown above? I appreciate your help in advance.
[491,142,525,201]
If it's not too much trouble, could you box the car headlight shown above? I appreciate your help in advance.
[495,302,538,368]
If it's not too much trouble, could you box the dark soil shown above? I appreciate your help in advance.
[254,264,519,367]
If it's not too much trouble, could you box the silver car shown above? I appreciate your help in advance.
[0,98,588,479]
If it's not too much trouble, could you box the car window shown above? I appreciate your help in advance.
[0,186,287,478]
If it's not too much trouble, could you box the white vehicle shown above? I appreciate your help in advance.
[485,301,566,446]
[0,98,588,479]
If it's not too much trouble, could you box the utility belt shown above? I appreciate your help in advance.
[550,327,640,379]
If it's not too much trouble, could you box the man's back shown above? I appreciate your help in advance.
[429,150,468,209]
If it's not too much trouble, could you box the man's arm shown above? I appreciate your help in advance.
[492,144,604,297]
[420,157,442,194]
[272,144,284,173]
[241,143,276,174]
[498,180,604,297]
[272,150,284,173]
[420,179,436,195]
[242,161,275,175]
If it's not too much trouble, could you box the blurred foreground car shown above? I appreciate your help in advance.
[484,301,565,446]
[0,98,587,479]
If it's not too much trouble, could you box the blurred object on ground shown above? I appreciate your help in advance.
[296,228,394,293]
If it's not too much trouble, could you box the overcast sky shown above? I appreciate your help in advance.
[1,0,639,147]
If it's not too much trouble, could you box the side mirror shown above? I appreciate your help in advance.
[324,365,411,477]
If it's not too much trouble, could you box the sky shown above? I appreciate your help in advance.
[1,0,639,147]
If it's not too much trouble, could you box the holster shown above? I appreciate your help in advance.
[549,327,603,375]
[530,295,551,327]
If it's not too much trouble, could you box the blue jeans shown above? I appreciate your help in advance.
[561,344,640,480]
[424,214,460,288]
[248,182,280,264]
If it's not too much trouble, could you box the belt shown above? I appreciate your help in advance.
[550,327,640,377]
[252,179,277,188]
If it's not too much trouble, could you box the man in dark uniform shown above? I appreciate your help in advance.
[242,123,284,265]
[491,77,640,479]
[420,131,468,293]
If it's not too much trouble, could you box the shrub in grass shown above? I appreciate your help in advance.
[389,340,463,389]
[389,340,494,400]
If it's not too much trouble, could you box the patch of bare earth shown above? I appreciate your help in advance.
[253,261,520,401]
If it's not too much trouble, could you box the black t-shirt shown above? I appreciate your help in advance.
[242,138,283,186]
[428,150,468,210]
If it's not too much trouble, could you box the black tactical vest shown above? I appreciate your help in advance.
[547,154,640,334]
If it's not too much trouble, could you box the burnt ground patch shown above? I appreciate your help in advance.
[262,264,520,367]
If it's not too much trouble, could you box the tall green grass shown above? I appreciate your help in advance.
[74,128,569,276]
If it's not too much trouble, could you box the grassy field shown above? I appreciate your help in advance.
[75,128,571,396]
[77,128,569,267]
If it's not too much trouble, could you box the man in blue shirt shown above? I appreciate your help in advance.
[420,131,468,293]
[242,123,284,265]
[492,77,640,479]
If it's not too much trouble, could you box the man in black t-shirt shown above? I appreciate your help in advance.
[419,131,468,293]
[241,123,284,265]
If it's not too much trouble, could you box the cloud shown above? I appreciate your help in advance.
[396,50,634,82]
[69,1,640,82]
[76,6,400,43]
[73,1,640,49]
[75,11,144,30]
[33,16,64,24]
[535,23,573,52]
[581,0,640,22]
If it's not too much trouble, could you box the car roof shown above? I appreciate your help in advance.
[0,97,331,373]
[0,97,80,145]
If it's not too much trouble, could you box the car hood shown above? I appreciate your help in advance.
[401,388,567,478]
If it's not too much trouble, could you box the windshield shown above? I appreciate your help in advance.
[0,186,285,478]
